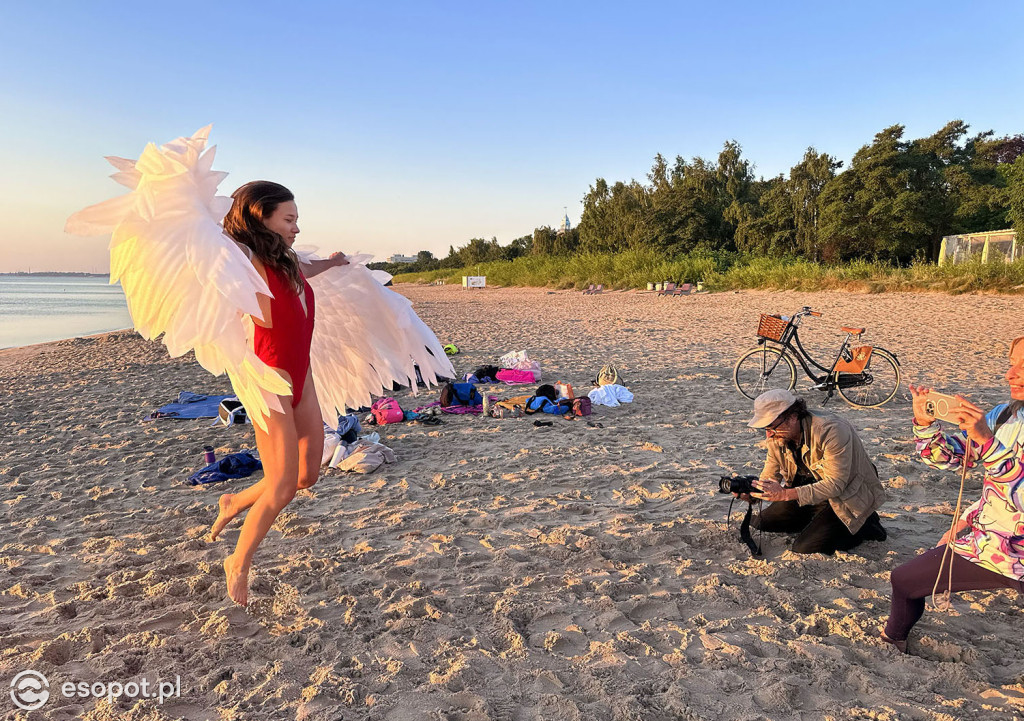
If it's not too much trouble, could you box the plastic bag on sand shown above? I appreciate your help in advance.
[499,349,529,369]
[322,433,341,466]
[329,441,351,467]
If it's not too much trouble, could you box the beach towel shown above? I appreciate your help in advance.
[143,392,234,421]
[413,400,488,415]
[588,384,634,407]
[496,369,536,384]
[186,450,262,486]
[495,395,532,410]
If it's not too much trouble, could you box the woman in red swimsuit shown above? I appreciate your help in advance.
[208,181,348,605]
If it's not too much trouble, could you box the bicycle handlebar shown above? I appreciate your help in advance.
[796,307,823,317]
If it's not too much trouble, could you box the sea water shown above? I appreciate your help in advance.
[0,275,132,349]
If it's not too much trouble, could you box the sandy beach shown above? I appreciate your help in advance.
[3,285,1024,721]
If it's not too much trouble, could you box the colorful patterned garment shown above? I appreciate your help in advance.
[914,403,1024,579]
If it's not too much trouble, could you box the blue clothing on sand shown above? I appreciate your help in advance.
[527,396,570,415]
[324,414,361,443]
[144,392,234,421]
[187,450,262,486]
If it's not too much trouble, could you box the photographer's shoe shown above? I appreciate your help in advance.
[862,514,888,542]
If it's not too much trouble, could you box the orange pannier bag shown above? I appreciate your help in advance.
[835,346,873,374]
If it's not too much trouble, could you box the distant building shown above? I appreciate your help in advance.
[387,254,418,264]
[556,212,572,236]
[939,229,1018,265]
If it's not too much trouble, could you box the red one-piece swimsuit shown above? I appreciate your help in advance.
[253,265,316,407]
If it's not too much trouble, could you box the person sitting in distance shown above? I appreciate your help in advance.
[743,389,887,554]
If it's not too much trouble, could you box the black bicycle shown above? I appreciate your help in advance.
[733,306,901,408]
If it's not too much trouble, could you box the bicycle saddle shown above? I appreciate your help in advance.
[841,326,865,335]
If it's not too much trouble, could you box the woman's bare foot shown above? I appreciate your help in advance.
[223,554,250,606]
[208,494,239,542]
[880,629,908,654]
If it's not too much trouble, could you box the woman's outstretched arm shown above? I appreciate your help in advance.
[301,252,349,278]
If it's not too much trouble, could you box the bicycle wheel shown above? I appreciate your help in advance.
[837,347,901,408]
[733,346,797,400]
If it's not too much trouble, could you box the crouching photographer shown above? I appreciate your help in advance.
[743,389,887,555]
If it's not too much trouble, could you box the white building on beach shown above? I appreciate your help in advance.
[939,229,1017,265]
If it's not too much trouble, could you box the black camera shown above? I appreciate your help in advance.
[718,475,760,495]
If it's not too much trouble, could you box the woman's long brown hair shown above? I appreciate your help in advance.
[222,181,303,291]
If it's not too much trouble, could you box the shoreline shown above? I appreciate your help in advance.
[0,325,134,356]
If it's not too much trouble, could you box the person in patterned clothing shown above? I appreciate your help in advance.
[882,336,1024,653]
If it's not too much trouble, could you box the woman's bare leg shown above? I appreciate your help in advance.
[209,371,322,540]
[223,399,299,606]
[209,478,267,541]
[295,372,324,491]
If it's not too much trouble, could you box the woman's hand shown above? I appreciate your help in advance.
[909,384,935,426]
[751,479,795,503]
[329,251,349,267]
[952,397,994,446]
[936,517,970,547]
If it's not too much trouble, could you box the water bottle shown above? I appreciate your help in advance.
[203,446,216,464]
[482,394,491,417]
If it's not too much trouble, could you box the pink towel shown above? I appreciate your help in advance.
[496,369,536,384]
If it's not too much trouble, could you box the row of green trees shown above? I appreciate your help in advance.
[368,228,581,275]
[580,122,1024,263]
[371,120,1024,275]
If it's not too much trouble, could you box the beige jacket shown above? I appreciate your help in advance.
[760,411,886,533]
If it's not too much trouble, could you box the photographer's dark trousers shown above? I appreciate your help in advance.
[754,500,886,555]
[884,545,1024,641]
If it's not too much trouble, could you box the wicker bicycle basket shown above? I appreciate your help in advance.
[757,314,789,342]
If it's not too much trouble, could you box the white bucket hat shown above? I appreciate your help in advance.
[747,389,799,428]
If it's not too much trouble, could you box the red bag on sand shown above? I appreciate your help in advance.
[496,369,536,384]
[371,397,404,424]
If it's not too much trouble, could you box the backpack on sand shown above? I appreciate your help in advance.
[439,382,483,407]
[597,363,623,387]
[571,397,592,416]
[371,397,404,425]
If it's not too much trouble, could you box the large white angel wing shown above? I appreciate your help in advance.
[65,126,291,431]
[295,248,455,425]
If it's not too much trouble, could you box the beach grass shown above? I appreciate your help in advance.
[392,251,1024,295]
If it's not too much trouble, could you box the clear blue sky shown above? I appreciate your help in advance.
[1,0,1021,271]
